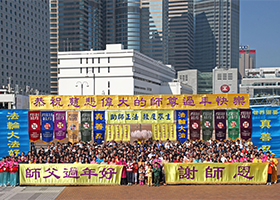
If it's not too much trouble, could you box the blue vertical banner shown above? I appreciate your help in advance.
[0,109,29,158]
[251,106,280,156]
[41,111,54,144]
[93,111,105,144]
[176,110,188,144]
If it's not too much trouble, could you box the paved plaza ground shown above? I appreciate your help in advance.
[1,168,279,200]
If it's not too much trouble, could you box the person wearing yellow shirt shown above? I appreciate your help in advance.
[252,154,262,163]
[271,153,278,184]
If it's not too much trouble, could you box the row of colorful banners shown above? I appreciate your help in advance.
[107,110,174,124]
[106,125,131,142]
[0,110,29,158]
[165,163,268,184]
[29,94,250,110]
[28,111,105,144]
[20,164,123,185]
[175,109,252,143]
[251,106,280,156]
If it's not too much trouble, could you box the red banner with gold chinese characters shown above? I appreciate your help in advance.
[28,111,41,142]
[189,110,201,141]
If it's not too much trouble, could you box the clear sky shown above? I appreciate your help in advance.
[240,0,280,68]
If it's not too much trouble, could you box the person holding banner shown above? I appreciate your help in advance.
[117,157,127,185]
[271,153,278,184]
[9,157,19,187]
[0,157,8,187]
[266,156,273,185]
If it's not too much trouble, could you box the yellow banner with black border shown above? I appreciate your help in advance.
[29,94,250,110]
[20,164,123,185]
[164,163,268,184]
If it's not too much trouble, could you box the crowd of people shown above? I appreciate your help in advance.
[0,139,278,186]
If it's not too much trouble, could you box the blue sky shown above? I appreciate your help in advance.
[240,0,280,68]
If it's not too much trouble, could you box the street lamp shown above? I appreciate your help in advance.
[76,81,89,95]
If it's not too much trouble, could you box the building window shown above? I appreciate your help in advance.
[223,73,227,80]
[80,58,82,64]
[86,58,88,64]
[98,58,100,63]
[98,67,100,73]
[80,68,82,73]
[217,73,222,80]
[108,57,110,63]
[108,90,110,95]
[86,67,88,74]
[108,67,110,73]
[228,73,233,80]
[92,67,94,73]
[92,58,94,63]
[108,81,110,88]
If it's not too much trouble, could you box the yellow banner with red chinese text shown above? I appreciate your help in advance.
[29,94,249,110]
[164,163,268,184]
[19,164,123,186]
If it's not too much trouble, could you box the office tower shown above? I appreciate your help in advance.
[50,0,103,94]
[239,45,256,78]
[141,0,169,64]
[0,0,50,94]
[194,0,240,72]
[168,0,194,71]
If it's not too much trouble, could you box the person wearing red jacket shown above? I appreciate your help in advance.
[132,159,138,184]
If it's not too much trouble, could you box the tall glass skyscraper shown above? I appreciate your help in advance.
[194,0,239,72]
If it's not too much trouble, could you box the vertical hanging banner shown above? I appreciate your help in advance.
[176,110,188,144]
[67,111,79,144]
[114,125,122,141]
[122,125,130,142]
[41,111,54,144]
[54,111,67,141]
[28,111,41,142]
[160,124,168,141]
[168,124,177,141]
[227,109,240,141]
[201,110,213,141]
[214,110,227,141]
[106,125,114,141]
[80,111,92,142]
[189,110,201,141]
[0,109,29,158]
[152,124,160,140]
[93,111,105,144]
[240,109,252,141]
[252,107,280,156]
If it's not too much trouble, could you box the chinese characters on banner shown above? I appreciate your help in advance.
[106,125,114,141]
[107,110,173,124]
[29,94,250,111]
[252,107,280,156]
[164,163,268,184]
[54,111,66,141]
[240,109,252,141]
[93,111,105,144]
[214,110,227,141]
[189,110,201,141]
[176,110,188,144]
[201,110,213,141]
[160,124,168,141]
[41,111,54,144]
[227,109,240,141]
[80,111,92,142]
[67,111,79,144]
[168,124,177,141]
[28,111,41,142]
[114,125,122,141]
[19,164,123,185]
[152,124,160,140]
[122,125,130,142]
[0,110,29,158]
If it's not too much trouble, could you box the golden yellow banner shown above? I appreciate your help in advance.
[114,125,122,141]
[29,94,250,110]
[161,124,168,141]
[108,110,173,124]
[164,163,268,184]
[122,125,130,142]
[152,124,160,140]
[67,111,79,144]
[169,124,177,141]
[106,125,114,141]
[20,164,122,185]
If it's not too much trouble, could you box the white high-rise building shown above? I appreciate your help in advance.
[0,0,50,94]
